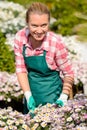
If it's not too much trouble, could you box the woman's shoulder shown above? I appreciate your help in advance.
[15,27,27,37]
[48,31,63,41]
[14,27,29,47]
[47,31,64,46]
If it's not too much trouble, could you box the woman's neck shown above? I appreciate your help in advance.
[29,36,42,49]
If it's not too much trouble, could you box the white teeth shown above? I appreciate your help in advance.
[36,35,42,38]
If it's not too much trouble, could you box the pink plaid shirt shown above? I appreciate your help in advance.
[14,27,74,77]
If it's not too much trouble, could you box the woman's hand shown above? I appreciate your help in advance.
[27,96,36,110]
[24,91,36,110]
[55,93,68,107]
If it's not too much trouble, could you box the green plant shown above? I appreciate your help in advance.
[0,32,15,73]
[50,0,87,36]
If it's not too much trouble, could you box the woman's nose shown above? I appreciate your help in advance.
[37,27,43,33]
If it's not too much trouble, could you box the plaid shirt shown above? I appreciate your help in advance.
[14,27,74,77]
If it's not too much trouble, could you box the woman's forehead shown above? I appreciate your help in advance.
[29,13,49,21]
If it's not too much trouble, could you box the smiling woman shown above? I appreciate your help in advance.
[27,13,49,49]
[14,2,74,114]
[26,2,50,47]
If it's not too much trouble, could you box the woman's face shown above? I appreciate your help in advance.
[28,13,49,41]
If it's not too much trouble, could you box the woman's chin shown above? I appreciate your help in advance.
[34,35,45,41]
[34,37,44,41]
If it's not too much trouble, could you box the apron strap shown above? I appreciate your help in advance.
[22,45,26,58]
[43,50,46,57]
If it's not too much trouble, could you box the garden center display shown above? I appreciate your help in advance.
[0,0,87,130]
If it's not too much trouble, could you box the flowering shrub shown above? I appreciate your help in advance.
[63,36,87,81]
[0,1,87,107]
[62,36,87,94]
[0,1,25,35]
[27,94,87,130]
[0,0,26,48]
[0,107,31,130]
[0,72,23,102]
[0,94,87,130]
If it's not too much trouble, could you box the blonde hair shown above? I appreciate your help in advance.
[26,2,50,23]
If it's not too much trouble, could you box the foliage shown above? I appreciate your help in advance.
[0,0,25,73]
[0,32,15,73]
[7,0,53,7]
[74,23,87,42]
[7,0,87,36]
[50,0,87,35]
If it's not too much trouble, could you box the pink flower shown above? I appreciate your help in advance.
[84,114,87,119]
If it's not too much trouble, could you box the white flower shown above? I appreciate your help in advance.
[22,124,30,129]
[66,117,73,122]
[7,119,14,125]
[41,122,47,128]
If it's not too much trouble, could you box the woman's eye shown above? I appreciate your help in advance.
[32,25,37,28]
[41,24,47,28]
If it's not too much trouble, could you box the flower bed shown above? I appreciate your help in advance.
[0,72,24,112]
[0,107,31,130]
[0,72,23,103]
[0,94,87,130]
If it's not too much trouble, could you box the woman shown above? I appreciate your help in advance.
[14,2,74,114]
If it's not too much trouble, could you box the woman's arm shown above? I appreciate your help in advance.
[17,72,30,93]
[55,37,74,96]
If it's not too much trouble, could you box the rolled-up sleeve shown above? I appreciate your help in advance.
[14,34,27,73]
[55,39,74,95]
[55,40,74,77]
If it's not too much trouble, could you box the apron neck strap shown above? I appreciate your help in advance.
[22,45,26,58]
[43,50,46,56]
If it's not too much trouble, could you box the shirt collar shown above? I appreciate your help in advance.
[25,27,29,37]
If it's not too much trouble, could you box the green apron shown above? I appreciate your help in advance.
[23,45,63,113]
